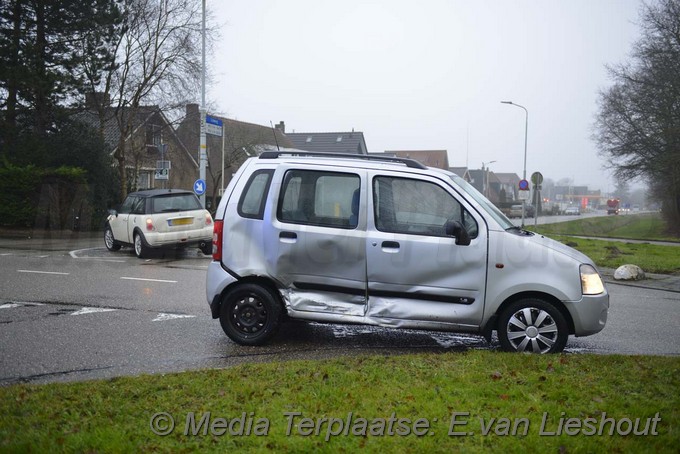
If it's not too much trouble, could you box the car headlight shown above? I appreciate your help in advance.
[580,264,605,295]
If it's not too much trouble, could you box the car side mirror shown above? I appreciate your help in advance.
[108,209,118,217]
[445,220,471,246]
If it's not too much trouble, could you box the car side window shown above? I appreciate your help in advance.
[118,196,136,214]
[373,176,478,238]
[277,170,360,229]
[131,197,146,215]
[238,170,274,220]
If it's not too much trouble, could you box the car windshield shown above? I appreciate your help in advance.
[446,173,514,230]
[151,194,202,213]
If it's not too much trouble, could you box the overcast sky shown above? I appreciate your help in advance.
[207,0,643,192]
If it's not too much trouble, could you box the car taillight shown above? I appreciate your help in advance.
[146,218,154,231]
[205,212,213,225]
[212,220,223,261]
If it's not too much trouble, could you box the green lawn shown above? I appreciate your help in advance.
[1,352,678,452]
[542,235,680,275]
[533,213,678,242]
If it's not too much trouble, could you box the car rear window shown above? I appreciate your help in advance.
[151,194,202,213]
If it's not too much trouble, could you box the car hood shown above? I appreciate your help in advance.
[531,233,594,265]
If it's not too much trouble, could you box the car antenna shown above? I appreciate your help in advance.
[270,121,280,151]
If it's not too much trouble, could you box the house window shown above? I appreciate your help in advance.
[336,136,343,142]
[136,171,152,190]
[146,124,161,147]
[305,136,313,143]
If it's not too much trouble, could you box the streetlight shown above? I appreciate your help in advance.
[482,160,496,199]
[501,101,528,227]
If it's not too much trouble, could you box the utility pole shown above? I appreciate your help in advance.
[198,0,207,207]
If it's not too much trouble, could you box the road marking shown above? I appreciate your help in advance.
[120,277,177,283]
[0,301,45,308]
[1,253,13,256]
[17,269,70,275]
[153,313,196,322]
[71,307,117,316]
[69,248,126,262]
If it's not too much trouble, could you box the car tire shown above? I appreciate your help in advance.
[219,283,282,346]
[133,232,149,259]
[497,298,568,354]
[104,225,121,251]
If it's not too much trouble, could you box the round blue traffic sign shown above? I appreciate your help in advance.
[518,179,530,191]
[193,179,206,196]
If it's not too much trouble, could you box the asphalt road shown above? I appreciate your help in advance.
[0,242,678,385]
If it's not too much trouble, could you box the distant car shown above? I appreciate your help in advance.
[564,206,581,215]
[104,189,213,258]
[509,204,523,218]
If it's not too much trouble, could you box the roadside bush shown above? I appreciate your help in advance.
[0,164,92,230]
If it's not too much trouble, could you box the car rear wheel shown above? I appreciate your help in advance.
[104,225,121,251]
[134,232,149,259]
[498,298,568,354]
[219,284,282,346]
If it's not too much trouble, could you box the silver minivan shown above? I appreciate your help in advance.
[206,152,608,353]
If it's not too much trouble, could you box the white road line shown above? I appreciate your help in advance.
[71,307,117,316]
[69,248,126,262]
[153,313,196,322]
[0,302,45,309]
[120,277,177,283]
[1,253,13,256]
[37,255,49,258]
[17,269,70,275]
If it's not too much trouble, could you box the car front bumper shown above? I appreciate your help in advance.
[564,290,609,337]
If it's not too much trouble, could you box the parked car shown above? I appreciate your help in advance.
[105,189,213,258]
[206,152,608,353]
[564,206,581,215]
[508,204,523,218]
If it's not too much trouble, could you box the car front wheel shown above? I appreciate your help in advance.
[104,225,121,251]
[219,284,282,346]
[497,298,568,354]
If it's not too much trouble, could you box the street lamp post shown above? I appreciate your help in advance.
[198,0,207,207]
[501,101,528,227]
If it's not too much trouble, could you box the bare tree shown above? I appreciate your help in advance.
[594,0,680,233]
[84,0,208,199]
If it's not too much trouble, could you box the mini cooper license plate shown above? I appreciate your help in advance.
[168,218,193,226]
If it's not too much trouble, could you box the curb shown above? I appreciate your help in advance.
[600,267,680,293]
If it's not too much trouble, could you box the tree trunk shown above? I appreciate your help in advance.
[33,0,48,137]
[3,0,22,150]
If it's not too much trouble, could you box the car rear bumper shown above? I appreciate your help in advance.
[144,227,213,248]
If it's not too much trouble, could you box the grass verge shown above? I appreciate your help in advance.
[1,351,678,452]
[533,213,678,242]
[540,235,680,274]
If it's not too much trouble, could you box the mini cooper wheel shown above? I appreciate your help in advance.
[498,299,568,354]
[104,225,121,251]
[219,284,282,346]
[133,232,149,258]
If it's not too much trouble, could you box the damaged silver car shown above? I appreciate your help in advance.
[206,152,608,353]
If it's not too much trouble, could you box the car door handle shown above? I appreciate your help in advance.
[381,241,400,253]
[279,231,297,243]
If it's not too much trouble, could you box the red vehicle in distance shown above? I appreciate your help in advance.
[607,199,620,215]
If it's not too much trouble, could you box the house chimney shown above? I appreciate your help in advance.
[275,121,285,133]
[186,103,200,118]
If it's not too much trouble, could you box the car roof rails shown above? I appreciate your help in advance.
[258,151,427,170]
